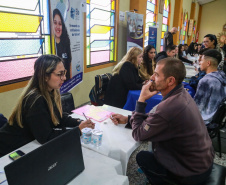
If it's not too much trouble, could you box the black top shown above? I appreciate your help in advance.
[155,51,168,63]
[56,42,72,81]
[178,55,193,64]
[163,31,173,51]
[0,92,80,157]
[104,62,143,108]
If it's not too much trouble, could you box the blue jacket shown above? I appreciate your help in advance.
[194,70,226,124]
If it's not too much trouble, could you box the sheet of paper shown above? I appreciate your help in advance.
[72,105,113,122]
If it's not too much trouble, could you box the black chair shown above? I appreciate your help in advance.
[207,97,226,158]
[89,73,112,106]
[205,163,226,185]
[61,92,75,114]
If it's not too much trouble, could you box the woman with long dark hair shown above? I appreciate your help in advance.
[0,55,94,157]
[53,9,72,81]
[139,45,156,80]
[178,44,193,64]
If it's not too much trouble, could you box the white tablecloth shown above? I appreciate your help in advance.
[71,105,140,175]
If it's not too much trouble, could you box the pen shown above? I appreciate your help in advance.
[82,112,88,120]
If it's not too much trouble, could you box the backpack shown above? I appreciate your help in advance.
[89,73,112,106]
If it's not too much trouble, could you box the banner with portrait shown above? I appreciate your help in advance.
[50,0,86,93]
[126,12,144,51]
[148,27,157,48]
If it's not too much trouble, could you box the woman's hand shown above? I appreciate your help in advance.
[79,119,95,130]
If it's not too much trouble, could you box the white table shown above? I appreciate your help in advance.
[0,141,129,185]
[71,105,140,175]
[184,63,197,78]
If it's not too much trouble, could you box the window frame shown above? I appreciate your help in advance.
[84,0,119,72]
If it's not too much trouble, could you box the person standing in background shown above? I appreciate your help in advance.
[163,27,178,51]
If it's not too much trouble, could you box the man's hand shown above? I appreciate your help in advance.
[138,80,158,102]
[110,114,128,125]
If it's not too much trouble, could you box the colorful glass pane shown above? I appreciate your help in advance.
[0,0,39,11]
[161,32,164,39]
[183,31,185,35]
[165,0,169,10]
[163,17,168,25]
[163,10,168,18]
[90,0,111,11]
[0,12,43,33]
[162,24,167,32]
[91,50,110,64]
[0,39,44,57]
[147,2,155,12]
[91,40,113,48]
[43,35,51,54]
[90,25,112,34]
[160,46,163,51]
[161,39,163,45]
[0,58,36,83]
[87,0,90,4]
[146,12,154,22]
[111,0,115,10]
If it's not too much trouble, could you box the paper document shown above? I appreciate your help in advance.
[72,105,113,122]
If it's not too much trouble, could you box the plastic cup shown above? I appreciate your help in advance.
[91,130,103,147]
[81,128,92,144]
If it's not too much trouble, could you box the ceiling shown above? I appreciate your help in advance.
[196,0,216,5]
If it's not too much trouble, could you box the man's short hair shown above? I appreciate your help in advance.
[157,58,186,85]
[203,49,222,66]
[198,48,209,55]
[166,45,176,52]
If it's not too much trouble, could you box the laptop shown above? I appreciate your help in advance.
[4,127,85,185]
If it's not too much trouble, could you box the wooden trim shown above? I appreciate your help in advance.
[173,0,183,45]
[187,2,196,45]
[196,5,202,33]
[0,80,28,93]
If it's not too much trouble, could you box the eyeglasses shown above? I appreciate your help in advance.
[52,69,67,80]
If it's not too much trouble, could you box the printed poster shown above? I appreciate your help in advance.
[126,12,144,51]
[148,27,157,48]
[50,0,86,93]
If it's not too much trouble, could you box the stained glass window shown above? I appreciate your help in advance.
[144,0,157,46]
[160,0,170,51]
[179,12,188,44]
[86,0,116,66]
[0,0,50,86]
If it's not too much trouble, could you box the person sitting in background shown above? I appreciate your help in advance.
[130,58,213,185]
[104,47,144,108]
[155,45,176,62]
[189,48,208,90]
[203,34,225,71]
[187,42,197,56]
[0,114,7,128]
[0,55,94,157]
[178,44,193,64]
[139,45,156,80]
[194,49,226,125]
[184,43,188,55]
[197,43,202,53]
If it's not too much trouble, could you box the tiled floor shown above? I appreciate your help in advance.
[127,142,226,185]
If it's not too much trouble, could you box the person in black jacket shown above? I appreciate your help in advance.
[155,45,176,62]
[178,44,193,64]
[104,47,144,108]
[163,27,177,51]
[0,55,94,157]
[53,9,72,82]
